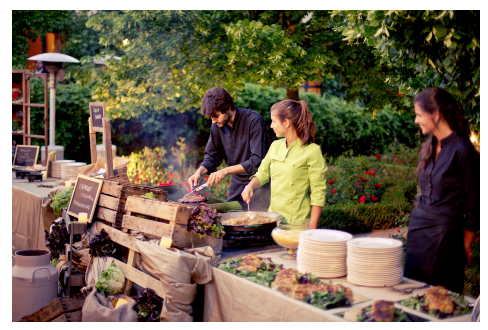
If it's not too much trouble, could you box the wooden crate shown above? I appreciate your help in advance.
[95,180,168,229]
[94,222,167,299]
[122,196,193,248]
[21,293,86,322]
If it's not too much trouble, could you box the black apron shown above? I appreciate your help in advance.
[404,206,466,294]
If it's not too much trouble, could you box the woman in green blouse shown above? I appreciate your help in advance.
[241,99,326,228]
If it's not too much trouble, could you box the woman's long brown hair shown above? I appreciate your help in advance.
[271,99,316,146]
[414,87,471,174]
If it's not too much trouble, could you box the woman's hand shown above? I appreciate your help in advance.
[241,184,254,204]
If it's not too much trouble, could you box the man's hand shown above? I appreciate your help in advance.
[188,171,202,190]
[207,168,228,187]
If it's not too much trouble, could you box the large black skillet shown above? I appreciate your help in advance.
[220,211,282,232]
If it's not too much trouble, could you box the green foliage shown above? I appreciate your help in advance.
[12,10,74,67]
[464,231,480,297]
[51,186,74,215]
[334,10,480,130]
[236,83,418,157]
[318,200,411,233]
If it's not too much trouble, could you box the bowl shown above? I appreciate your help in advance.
[271,222,307,259]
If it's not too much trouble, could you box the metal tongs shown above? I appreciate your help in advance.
[386,284,430,293]
[191,182,208,193]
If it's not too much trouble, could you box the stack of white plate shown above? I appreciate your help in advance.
[51,160,75,178]
[347,237,403,287]
[61,162,87,180]
[297,229,353,278]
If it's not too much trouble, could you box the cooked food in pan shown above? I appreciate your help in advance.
[222,214,277,226]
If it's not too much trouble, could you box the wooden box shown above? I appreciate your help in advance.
[95,180,168,229]
[122,196,193,248]
[21,294,86,322]
[50,310,82,322]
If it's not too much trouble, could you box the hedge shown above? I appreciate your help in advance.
[318,163,417,233]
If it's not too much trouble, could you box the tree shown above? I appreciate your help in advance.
[334,10,480,128]
[75,10,349,118]
[12,10,74,68]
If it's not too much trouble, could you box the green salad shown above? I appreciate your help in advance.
[217,257,283,287]
[400,292,473,319]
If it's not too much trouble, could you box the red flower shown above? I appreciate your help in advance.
[372,168,376,172]
[136,178,140,182]
[225,192,229,196]
[376,154,381,160]
[397,230,400,232]
[158,155,161,158]
[371,196,379,202]
[144,178,148,182]
[181,182,187,186]
[402,160,405,163]
[395,159,399,163]
[359,196,366,204]
[373,183,383,188]
[475,237,480,242]
[205,175,209,180]
[179,172,182,175]
[147,155,151,158]
[332,189,337,194]
[417,150,420,153]
[205,192,209,195]
[330,166,335,170]
[170,173,174,178]
[186,187,191,192]
[329,179,335,184]
[415,161,417,164]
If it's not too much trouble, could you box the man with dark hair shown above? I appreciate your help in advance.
[188,87,270,210]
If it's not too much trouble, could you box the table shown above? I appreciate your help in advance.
[12,172,66,255]
[203,250,475,322]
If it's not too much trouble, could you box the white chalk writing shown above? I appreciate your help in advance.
[73,200,91,210]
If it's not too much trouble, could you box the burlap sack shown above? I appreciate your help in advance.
[132,240,214,322]
[81,288,137,322]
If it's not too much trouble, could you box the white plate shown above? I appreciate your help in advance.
[300,229,353,242]
[347,238,402,249]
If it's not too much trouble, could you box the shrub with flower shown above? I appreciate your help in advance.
[325,153,386,205]
[377,143,420,166]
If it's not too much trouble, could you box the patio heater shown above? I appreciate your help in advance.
[27,53,80,160]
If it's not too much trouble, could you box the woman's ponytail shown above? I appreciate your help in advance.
[272,99,316,146]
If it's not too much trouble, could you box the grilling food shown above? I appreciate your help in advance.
[236,254,264,273]
[178,190,208,203]
[400,285,473,318]
[371,300,395,322]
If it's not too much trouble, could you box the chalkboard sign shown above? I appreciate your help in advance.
[66,174,103,222]
[89,102,106,133]
[13,145,39,166]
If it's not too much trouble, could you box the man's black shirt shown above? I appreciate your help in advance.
[200,107,269,204]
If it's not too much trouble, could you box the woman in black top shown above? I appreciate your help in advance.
[404,87,479,294]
